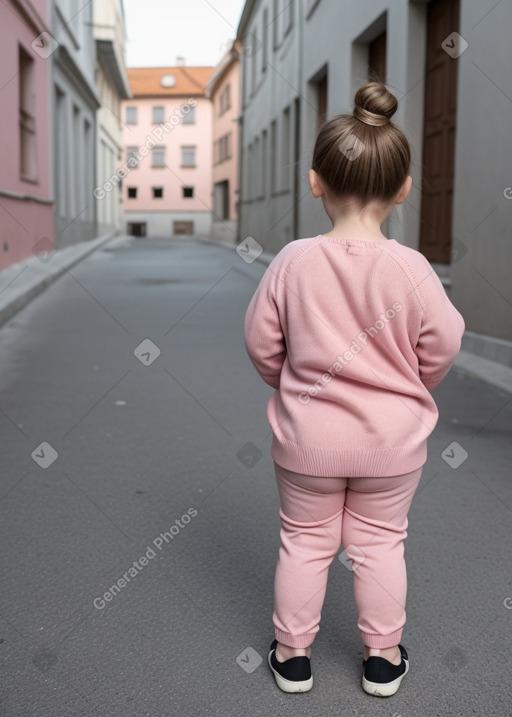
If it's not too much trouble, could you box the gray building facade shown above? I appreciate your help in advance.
[237,0,512,357]
[51,0,100,248]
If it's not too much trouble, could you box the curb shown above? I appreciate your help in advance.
[0,231,117,329]
[453,351,512,395]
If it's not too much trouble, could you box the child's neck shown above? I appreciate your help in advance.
[324,217,389,242]
[322,202,392,242]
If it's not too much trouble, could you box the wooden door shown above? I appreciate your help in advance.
[419,0,459,263]
[369,31,387,83]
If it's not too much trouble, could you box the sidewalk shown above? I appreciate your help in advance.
[0,231,118,329]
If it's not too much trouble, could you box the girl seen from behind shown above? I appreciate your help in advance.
[244,82,465,697]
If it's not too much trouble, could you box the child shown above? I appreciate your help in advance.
[244,81,465,698]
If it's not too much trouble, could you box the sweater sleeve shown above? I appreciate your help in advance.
[414,265,465,391]
[244,258,287,390]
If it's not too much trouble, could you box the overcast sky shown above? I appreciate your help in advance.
[124,0,246,68]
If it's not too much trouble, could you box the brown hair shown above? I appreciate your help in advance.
[311,82,411,204]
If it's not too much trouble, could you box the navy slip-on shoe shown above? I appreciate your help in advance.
[362,644,409,697]
[267,639,313,693]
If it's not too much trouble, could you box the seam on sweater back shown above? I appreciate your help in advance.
[280,236,327,279]
[281,237,429,314]
[381,244,432,316]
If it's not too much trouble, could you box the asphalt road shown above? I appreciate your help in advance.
[0,236,511,717]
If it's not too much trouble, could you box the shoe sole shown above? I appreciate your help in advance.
[362,659,409,697]
[267,652,313,693]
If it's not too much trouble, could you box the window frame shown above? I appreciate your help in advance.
[181,145,196,167]
[152,106,165,124]
[125,106,138,124]
[19,45,37,182]
[126,146,139,168]
[182,104,196,124]
[151,146,166,167]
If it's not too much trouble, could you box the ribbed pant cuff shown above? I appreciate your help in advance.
[362,628,403,648]
[274,629,316,648]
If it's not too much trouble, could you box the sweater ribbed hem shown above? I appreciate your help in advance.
[270,435,427,477]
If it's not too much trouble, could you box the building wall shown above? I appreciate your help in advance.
[0,0,54,270]
[238,0,512,344]
[51,0,99,248]
[238,0,301,253]
[298,0,425,253]
[449,0,512,340]
[121,96,213,237]
[211,53,241,244]
[94,0,130,236]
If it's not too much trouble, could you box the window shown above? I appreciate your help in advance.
[254,136,260,198]
[251,30,257,93]
[315,72,328,132]
[261,129,267,198]
[72,105,81,215]
[273,0,280,49]
[248,142,254,200]
[152,106,165,123]
[152,146,165,167]
[281,107,291,191]
[270,119,277,194]
[285,0,294,35]
[219,84,231,115]
[213,180,229,219]
[126,106,137,124]
[182,104,196,123]
[152,187,163,198]
[262,9,268,73]
[368,31,387,83]
[127,187,137,198]
[182,186,194,198]
[181,146,196,167]
[19,46,37,181]
[215,133,232,164]
[55,87,67,216]
[127,146,139,168]
[173,220,194,235]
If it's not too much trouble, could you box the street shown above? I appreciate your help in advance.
[0,236,511,716]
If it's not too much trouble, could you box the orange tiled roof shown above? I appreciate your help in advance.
[127,66,215,98]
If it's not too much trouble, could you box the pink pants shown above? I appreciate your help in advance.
[272,461,423,649]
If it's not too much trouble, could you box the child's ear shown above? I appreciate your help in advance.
[308,169,324,198]
[395,175,412,205]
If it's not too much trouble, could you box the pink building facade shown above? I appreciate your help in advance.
[208,42,241,245]
[122,67,214,238]
[0,0,54,271]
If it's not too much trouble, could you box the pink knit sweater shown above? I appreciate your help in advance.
[244,235,465,477]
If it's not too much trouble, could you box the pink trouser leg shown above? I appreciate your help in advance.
[272,461,422,649]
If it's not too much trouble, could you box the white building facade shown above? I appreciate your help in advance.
[93,0,131,236]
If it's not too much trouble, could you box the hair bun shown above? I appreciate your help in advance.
[353,82,398,127]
